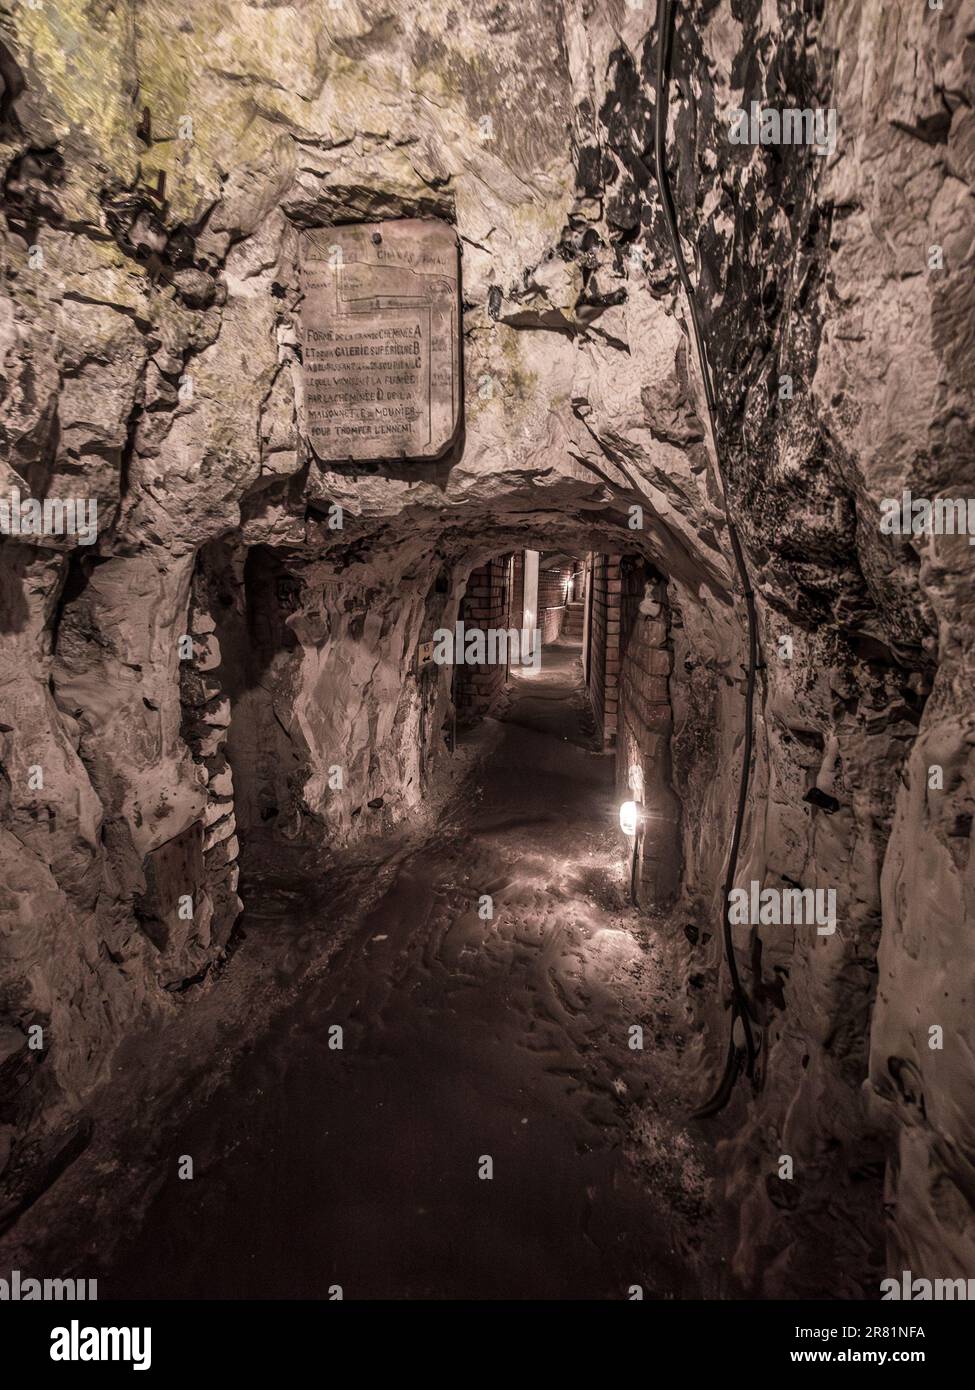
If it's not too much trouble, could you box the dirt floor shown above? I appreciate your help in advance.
[0,640,732,1299]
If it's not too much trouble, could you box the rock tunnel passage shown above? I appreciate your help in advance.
[77,638,722,1300]
[1,0,974,1329]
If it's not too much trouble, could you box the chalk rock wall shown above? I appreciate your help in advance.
[0,0,971,1290]
[619,0,972,1292]
[589,0,971,1295]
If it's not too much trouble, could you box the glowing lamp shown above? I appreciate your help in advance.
[619,800,642,836]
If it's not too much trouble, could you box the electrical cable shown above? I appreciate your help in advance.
[629,818,642,908]
[652,0,760,1114]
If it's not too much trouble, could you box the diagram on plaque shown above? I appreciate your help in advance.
[299,218,461,463]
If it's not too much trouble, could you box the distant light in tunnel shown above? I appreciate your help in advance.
[619,800,643,837]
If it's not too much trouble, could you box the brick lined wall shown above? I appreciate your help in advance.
[588,553,622,745]
[581,553,593,677]
[537,564,568,644]
[615,559,681,902]
[456,555,512,724]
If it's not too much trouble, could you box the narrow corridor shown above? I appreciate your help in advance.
[80,641,722,1300]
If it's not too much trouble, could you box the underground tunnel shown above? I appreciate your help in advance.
[0,0,973,1347]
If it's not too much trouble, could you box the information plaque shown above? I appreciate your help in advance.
[299,219,461,462]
